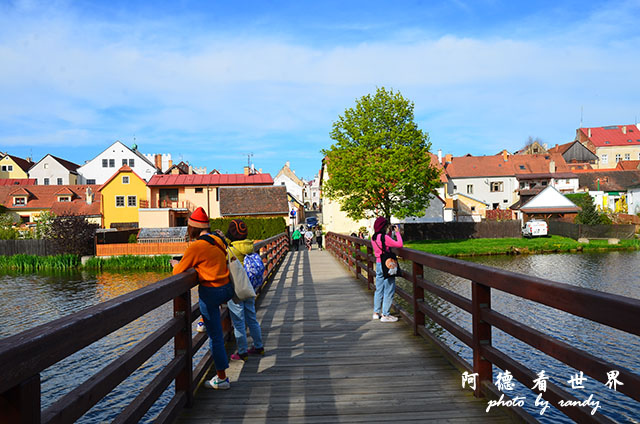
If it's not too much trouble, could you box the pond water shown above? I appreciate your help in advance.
[0,269,205,423]
[399,251,640,423]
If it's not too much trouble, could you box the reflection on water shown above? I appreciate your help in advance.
[0,269,204,423]
[399,251,640,423]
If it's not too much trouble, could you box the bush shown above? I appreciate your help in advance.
[565,193,610,225]
[48,215,99,256]
[208,217,287,240]
[128,234,138,243]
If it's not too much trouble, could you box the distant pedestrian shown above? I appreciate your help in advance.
[371,217,403,323]
[225,219,265,362]
[291,227,301,251]
[315,226,323,251]
[304,228,313,251]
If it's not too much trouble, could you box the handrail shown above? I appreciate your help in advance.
[326,232,640,424]
[0,232,289,423]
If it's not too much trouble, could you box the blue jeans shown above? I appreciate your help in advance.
[227,297,263,354]
[374,262,396,316]
[198,283,234,371]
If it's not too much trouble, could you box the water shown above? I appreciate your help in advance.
[0,269,204,423]
[398,251,640,423]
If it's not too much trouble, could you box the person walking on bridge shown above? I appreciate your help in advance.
[171,207,234,390]
[371,217,403,323]
[291,227,301,251]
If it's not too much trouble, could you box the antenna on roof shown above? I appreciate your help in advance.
[580,106,583,128]
[247,152,253,167]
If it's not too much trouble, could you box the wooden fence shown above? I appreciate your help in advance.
[0,239,56,256]
[0,233,289,423]
[549,221,637,240]
[402,220,522,241]
[96,242,190,257]
[326,232,640,423]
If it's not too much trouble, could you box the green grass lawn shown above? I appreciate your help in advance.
[405,236,640,257]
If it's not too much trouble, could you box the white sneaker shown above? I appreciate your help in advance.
[204,375,230,390]
[372,313,381,320]
[380,315,398,322]
[196,321,206,333]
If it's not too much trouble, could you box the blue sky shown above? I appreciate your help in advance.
[1,0,639,180]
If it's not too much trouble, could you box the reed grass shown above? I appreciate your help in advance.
[0,254,80,271]
[82,255,173,271]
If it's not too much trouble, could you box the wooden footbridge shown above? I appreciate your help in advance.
[1,232,638,423]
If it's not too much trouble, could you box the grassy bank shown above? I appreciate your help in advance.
[0,254,80,272]
[405,236,640,257]
[0,254,173,272]
[82,255,173,271]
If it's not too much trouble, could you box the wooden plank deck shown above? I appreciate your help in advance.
[176,249,516,423]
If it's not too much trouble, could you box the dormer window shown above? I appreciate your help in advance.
[604,141,611,144]
[58,196,71,202]
[13,197,26,205]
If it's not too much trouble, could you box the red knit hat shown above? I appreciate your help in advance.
[188,207,209,229]
[373,217,388,233]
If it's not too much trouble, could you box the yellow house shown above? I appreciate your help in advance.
[0,154,34,179]
[99,165,149,229]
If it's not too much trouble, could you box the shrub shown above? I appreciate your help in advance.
[208,217,287,240]
[566,193,610,225]
[128,234,138,243]
[48,215,99,256]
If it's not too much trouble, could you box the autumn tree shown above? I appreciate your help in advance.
[322,87,441,220]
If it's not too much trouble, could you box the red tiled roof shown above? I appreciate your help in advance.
[445,153,570,178]
[0,179,36,186]
[219,186,288,216]
[148,173,274,187]
[616,160,640,171]
[0,184,101,216]
[428,153,448,183]
[579,124,640,147]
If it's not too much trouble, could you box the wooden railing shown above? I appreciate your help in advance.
[326,232,640,424]
[0,233,289,423]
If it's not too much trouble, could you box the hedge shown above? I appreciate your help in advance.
[209,217,287,240]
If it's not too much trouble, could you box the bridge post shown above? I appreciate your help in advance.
[471,281,492,398]
[174,291,193,407]
[0,374,40,424]
[412,262,425,336]
[366,245,374,290]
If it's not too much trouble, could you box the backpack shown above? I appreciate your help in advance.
[243,253,265,290]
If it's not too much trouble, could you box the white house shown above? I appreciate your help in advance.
[77,141,159,184]
[28,154,80,186]
[391,195,445,224]
[274,161,305,205]
[627,183,640,215]
[303,174,322,210]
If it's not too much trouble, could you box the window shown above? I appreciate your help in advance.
[565,179,571,184]
[601,154,608,164]
[519,182,526,189]
[519,165,526,170]
[102,159,108,168]
[490,182,503,192]
[466,184,473,194]
[57,178,63,185]
[122,159,128,166]
[122,176,129,184]
[195,187,203,193]
[87,179,96,185]
[58,196,70,202]
[44,178,49,186]
[109,159,115,168]
[1,165,13,171]
[615,154,621,163]
[128,159,134,167]
[492,203,499,209]
[116,196,125,207]
[44,163,49,169]
[13,197,26,205]
[541,181,548,186]
[625,153,630,161]
[471,206,476,211]
[127,196,137,207]
[503,199,508,203]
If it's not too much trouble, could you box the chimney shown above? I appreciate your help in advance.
[444,154,453,164]
[188,165,193,174]
[244,166,250,176]
[285,161,290,168]
[549,160,556,173]
[85,187,93,205]
[622,126,627,134]
[168,159,173,168]
[437,149,442,164]
[588,128,592,138]
[502,150,509,162]
[258,168,262,173]
[155,154,162,170]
